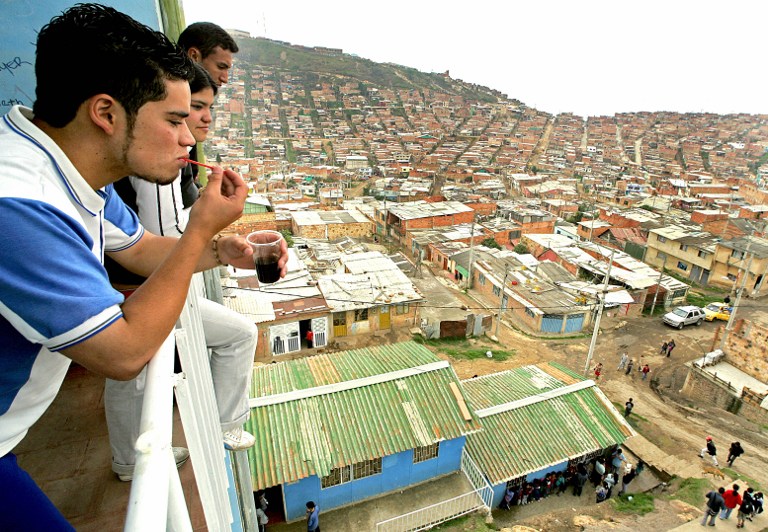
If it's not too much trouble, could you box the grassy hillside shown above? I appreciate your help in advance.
[236,37,501,103]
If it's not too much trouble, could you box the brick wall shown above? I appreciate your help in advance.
[229,212,278,234]
[292,221,373,239]
[520,219,556,235]
[681,370,743,412]
[713,319,768,381]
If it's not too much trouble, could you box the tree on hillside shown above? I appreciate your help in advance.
[481,237,501,250]
[514,243,530,254]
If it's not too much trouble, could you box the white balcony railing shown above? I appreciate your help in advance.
[125,272,256,531]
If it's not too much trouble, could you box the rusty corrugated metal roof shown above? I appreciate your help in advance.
[462,362,634,485]
[245,341,481,490]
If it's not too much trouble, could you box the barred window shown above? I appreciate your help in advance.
[353,457,382,479]
[478,273,486,285]
[322,458,382,489]
[413,443,439,463]
[525,307,535,318]
[506,475,526,488]
[395,303,410,315]
[354,308,369,322]
[677,261,688,271]
[568,448,604,468]
[492,285,501,296]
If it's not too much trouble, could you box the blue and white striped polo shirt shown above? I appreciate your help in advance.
[0,106,144,456]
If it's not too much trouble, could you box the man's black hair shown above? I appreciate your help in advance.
[306,501,315,510]
[178,22,239,58]
[33,3,195,129]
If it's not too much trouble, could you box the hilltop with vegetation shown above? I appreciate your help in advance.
[236,37,506,104]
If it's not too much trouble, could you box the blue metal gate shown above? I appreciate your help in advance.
[540,315,564,334]
[564,313,585,333]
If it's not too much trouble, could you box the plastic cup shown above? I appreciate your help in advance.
[246,230,283,284]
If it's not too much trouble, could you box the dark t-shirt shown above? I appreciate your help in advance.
[706,491,725,512]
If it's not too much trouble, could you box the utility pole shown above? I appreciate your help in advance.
[466,213,477,290]
[720,238,754,350]
[584,248,615,376]
[494,265,510,338]
[649,255,667,316]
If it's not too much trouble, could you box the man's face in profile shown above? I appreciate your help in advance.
[120,79,195,184]
[199,46,233,86]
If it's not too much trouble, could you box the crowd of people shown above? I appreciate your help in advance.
[499,448,644,510]
[702,484,764,528]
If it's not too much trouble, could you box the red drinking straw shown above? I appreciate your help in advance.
[181,157,216,170]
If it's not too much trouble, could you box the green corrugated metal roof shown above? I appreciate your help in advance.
[463,362,634,485]
[245,341,482,490]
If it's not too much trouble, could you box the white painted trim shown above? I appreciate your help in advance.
[249,360,450,408]
[474,379,596,418]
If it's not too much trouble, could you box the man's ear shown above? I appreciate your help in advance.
[187,46,202,62]
[88,95,120,135]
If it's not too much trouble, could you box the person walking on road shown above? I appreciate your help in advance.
[660,341,668,356]
[737,488,755,528]
[702,487,726,526]
[306,501,320,532]
[641,364,650,381]
[625,358,634,376]
[666,339,676,357]
[617,352,628,371]
[727,442,745,467]
[700,436,719,466]
[593,362,603,381]
[624,398,634,417]
[620,466,636,495]
[721,484,742,520]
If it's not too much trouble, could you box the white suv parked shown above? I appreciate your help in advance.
[663,305,705,329]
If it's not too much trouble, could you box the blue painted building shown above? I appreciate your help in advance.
[244,342,481,521]
[461,363,634,508]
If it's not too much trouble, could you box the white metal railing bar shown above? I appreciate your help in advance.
[375,490,484,532]
[460,449,494,509]
[125,272,253,531]
[231,451,258,530]
[175,275,234,530]
[125,333,192,531]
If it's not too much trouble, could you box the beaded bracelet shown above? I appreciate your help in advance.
[211,233,226,266]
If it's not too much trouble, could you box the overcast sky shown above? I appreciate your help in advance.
[182,0,766,118]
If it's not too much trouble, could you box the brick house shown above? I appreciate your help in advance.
[682,319,768,426]
[376,200,475,242]
[291,210,374,239]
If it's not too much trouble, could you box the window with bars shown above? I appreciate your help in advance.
[413,442,439,463]
[395,303,410,315]
[321,457,382,489]
[568,448,604,468]
[354,308,369,322]
[505,474,527,488]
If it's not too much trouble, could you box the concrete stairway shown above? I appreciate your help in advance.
[623,434,712,481]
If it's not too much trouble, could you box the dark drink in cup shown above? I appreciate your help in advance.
[246,230,284,284]
[254,256,280,284]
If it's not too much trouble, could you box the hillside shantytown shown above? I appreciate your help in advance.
[6,10,768,532]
